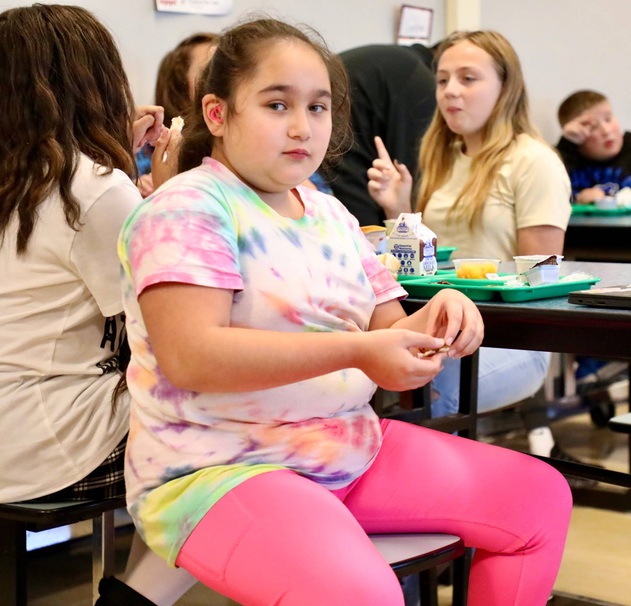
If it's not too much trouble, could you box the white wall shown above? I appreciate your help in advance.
[0,0,444,106]
[7,0,626,147]
[480,0,631,144]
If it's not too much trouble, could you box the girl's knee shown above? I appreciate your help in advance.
[491,452,572,539]
[519,459,573,540]
[303,565,403,606]
[539,463,573,518]
[278,550,405,606]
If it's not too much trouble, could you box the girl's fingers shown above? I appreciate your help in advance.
[367,181,382,195]
[422,298,459,341]
[394,160,412,183]
[366,166,384,179]
[151,126,170,159]
[150,127,179,189]
[371,158,396,172]
[132,114,157,153]
[367,166,391,183]
[409,333,445,351]
[446,318,484,358]
[421,295,483,357]
[374,135,395,167]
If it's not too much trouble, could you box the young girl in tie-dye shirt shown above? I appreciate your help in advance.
[118,18,571,606]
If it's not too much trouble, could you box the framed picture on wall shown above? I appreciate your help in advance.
[155,0,232,16]
[397,4,433,46]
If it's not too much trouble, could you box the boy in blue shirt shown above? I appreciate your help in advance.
[556,90,631,203]
[555,90,629,421]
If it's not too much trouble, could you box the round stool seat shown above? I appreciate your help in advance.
[369,533,464,577]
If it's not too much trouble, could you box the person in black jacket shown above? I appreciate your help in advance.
[556,89,631,203]
[327,43,437,226]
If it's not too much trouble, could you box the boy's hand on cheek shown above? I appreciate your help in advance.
[562,114,596,146]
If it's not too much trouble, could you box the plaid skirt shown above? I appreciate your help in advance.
[21,435,127,503]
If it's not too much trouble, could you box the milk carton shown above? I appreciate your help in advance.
[387,213,437,277]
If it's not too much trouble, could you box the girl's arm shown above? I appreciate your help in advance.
[514,144,571,252]
[139,283,447,394]
[516,225,565,255]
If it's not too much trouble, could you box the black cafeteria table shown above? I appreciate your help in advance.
[565,214,631,262]
[401,261,631,511]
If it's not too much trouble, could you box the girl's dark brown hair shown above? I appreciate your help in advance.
[155,32,219,125]
[0,3,137,255]
[178,17,352,175]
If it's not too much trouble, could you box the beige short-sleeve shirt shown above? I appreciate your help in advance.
[422,134,571,261]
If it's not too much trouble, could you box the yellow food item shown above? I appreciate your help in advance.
[360,225,387,234]
[377,253,401,278]
[455,262,498,279]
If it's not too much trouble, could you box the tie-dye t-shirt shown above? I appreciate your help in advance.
[118,158,407,564]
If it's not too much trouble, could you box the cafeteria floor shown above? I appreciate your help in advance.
[27,384,630,606]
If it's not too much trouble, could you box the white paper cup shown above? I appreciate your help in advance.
[523,264,559,285]
[595,197,618,210]
[513,255,563,281]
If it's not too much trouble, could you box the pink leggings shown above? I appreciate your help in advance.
[176,419,572,606]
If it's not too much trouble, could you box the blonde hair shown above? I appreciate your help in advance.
[416,30,539,226]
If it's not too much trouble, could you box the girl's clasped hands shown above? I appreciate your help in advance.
[362,288,484,392]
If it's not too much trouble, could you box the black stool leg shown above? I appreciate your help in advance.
[0,518,27,606]
[92,510,117,603]
[452,547,473,606]
[418,568,439,606]
[627,362,631,474]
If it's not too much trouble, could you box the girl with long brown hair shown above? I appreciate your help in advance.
[0,4,194,604]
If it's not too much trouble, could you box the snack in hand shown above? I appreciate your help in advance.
[170,116,184,133]
[418,345,450,358]
[162,116,185,162]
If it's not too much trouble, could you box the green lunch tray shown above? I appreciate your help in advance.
[436,246,457,262]
[571,204,631,216]
[400,272,601,302]
[397,269,454,282]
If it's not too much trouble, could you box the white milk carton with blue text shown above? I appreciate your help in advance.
[387,212,437,277]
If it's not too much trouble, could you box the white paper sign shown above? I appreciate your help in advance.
[397,4,433,45]
[156,0,232,16]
